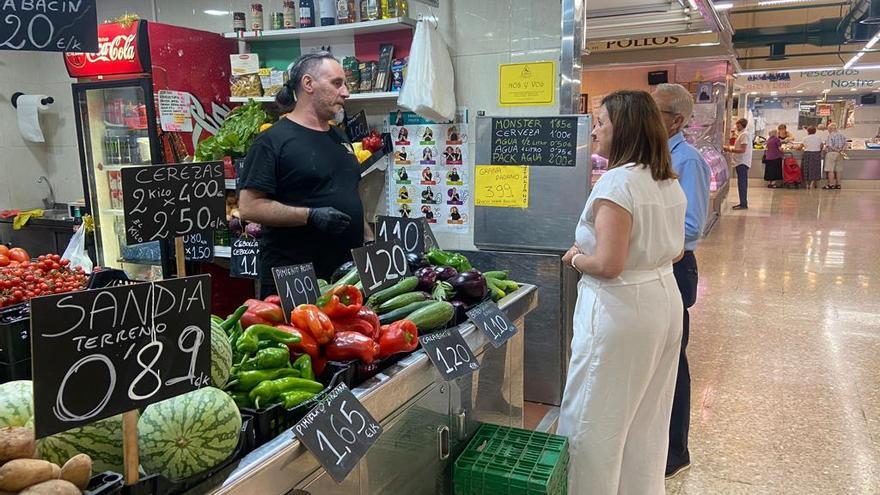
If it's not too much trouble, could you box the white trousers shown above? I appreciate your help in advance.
[558,268,683,495]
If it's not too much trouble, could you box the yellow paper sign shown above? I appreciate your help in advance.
[499,61,555,106]
[475,165,529,208]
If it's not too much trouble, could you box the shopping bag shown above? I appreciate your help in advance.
[397,19,456,123]
[61,226,93,273]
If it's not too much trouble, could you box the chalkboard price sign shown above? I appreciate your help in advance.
[419,327,480,381]
[0,0,98,53]
[121,162,226,245]
[183,232,214,262]
[467,301,518,348]
[293,383,382,483]
[490,117,578,167]
[231,236,259,279]
[351,240,410,298]
[376,215,430,254]
[272,263,320,321]
[29,275,212,438]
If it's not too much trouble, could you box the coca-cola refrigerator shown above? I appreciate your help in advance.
[65,20,235,280]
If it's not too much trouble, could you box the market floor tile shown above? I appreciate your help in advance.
[664,186,880,494]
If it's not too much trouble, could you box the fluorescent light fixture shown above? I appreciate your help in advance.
[865,33,880,50]
[758,0,817,5]
[851,88,858,91]
[796,90,804,93]
[691,42,722,47]
[750,91,758,95]
[770,91,778,95]
[737,70,768,76]
[714,2,734,10]
[844,52,864,70]
[203,10,231,16]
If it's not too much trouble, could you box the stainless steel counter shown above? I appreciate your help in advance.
[204,285,539,495]
[749,149,880,181]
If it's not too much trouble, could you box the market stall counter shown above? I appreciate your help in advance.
[205,284,538,495]
[749,149,880,183]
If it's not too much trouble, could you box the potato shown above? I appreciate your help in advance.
[19,479,80,495]
[60,454,91,490]
[0,458,60,491]
[0,426,36,461]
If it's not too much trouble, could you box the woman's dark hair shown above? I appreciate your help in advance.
[807,126,817,134]
[276,51,337,108]
[601,90,676,181]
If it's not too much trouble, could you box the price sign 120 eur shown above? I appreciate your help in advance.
[351,240,410,298]
[419,327,480,381]
[293,383,382,483]
[272,263,320,322]
[467,301,519,348]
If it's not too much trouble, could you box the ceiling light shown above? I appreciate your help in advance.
[865,33,880,49]
[758,0,818,5]
[851,88,858,91]
[714,2,734,10]
[796,90,804,93]
[854,64,880,69]
[737,70,768,77]
[844,52,864,69]
[750,91,758,95]
[203,10,231,16]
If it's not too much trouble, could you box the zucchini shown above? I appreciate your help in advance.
[377,291,430,314]
[379,300,436,325]
[483,270,509,280]
[324,268,360,294]
[407,301,455,332]
[366,276,419,307]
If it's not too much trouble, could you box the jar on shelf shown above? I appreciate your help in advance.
[282,1,297,28]
[250,3,264,30]
[233,12,246,32]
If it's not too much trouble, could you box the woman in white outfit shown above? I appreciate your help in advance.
[559,90,687,495]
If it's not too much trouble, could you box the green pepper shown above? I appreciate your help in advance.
[292,354,315,381]
[221,305,249,333]
[236,324,301,354]
[278,390,317,409]
[248,376,325,409]
[229,391,253,408]
[226,367,300,391]
[258,339,290,351]
[238,347,290,371]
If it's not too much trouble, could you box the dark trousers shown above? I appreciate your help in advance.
[735,164,749,207]
[668,250,697,471]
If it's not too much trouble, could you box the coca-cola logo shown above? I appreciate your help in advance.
[85,34,137,63]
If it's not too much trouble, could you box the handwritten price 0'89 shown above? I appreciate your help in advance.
[315,400,381,466]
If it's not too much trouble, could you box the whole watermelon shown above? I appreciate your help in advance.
[0,380,33,427]
[37,415,124,473]
[211,322,233,388]
[139,387,241,480]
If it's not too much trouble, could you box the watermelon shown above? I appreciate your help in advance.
[0,380,33,427]
[37,415,125,473]
[138,387,241,480]
[211,322,233,388]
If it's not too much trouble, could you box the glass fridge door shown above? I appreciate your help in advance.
[74,81,164,281]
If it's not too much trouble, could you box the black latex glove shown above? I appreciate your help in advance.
[308,207,351,234]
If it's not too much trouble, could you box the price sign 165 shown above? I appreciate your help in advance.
[351,240,410,297]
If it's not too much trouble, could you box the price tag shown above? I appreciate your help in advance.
[376,215,427,254]
[345,110,370,143]
[183,232,214,262]
[272,263,320,321]
[467,301,518,348]
[29,275,212,438]
[292,383,382,483]
[121,162,226,245]
[7,0,98,53]
[351,240,410,298]
[419,327,480,381]
[231,236,259,279]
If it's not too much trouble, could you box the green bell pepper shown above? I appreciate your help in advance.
[236,324,301,354]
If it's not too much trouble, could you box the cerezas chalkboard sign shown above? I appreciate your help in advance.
[0,0,98,52]
[490,117,578,167]
[272,263,320,321]
[121,162,225,245]
[30,275,212,438]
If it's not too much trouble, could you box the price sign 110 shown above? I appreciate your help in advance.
[467,301,518,348]
[376,215,426,254]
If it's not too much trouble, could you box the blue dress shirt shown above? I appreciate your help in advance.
[669,132,711,252]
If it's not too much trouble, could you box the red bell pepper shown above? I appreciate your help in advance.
[376,320,419,359]
[264,294,282,306]
[332,308,381,340]
[276,324,320,362]
[243,298,284,326]
[290,304,335,344]
[317,285,363,319]
[325,331,380,364]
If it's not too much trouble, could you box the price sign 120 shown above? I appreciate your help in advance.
[467,301,518,348]
[272,263,320,321]
[419,327,480,381]
[293,383,382,483]
[351,240,410,297]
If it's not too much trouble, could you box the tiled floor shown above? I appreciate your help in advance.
[664,185,880,494]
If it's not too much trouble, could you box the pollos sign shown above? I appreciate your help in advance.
[64,19,149,77]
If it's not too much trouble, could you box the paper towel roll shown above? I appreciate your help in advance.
[16,94,50,143]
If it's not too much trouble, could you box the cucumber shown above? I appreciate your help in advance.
[494,278,520,292]
[486,277,506,302]
[407,301,455,332]
[483,270,509,280]
[377,292,430,314]
[379,300,436,325]
[366,276,419,307]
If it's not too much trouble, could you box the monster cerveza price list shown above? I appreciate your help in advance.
[490,117,578,167]
[121,162,226,245]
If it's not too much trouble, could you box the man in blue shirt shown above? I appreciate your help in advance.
[652,84,711,479]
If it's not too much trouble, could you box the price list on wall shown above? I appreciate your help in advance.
[490,117,578,167]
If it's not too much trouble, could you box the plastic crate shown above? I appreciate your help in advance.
[85,472,124,495]
[454,424,569,495]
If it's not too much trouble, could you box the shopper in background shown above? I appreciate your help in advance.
[724,118,752,210]
[652,84,711,480]
[824,122,847,190]
[763,129,784,189]
[799,126,824,189]
[777,123,794,145]
[558,90,686,494]
[238,52,374,295]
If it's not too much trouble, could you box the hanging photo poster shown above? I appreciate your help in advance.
[388,111,470,232]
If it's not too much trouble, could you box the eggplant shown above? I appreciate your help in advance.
[331,261,357,284]
[448,270,488,304]
[415,266,437,291]
[406,252,430,271]
[433,265,459,282]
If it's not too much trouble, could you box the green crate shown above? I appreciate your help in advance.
[454,424,569,495]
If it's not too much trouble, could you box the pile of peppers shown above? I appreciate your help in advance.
[215,283,421,411]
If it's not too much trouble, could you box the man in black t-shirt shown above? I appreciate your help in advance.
[238,52,373,295]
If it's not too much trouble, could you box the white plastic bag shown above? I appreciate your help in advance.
[62,226,93,274]
[397,19,456,123]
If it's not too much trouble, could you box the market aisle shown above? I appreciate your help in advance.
[664,186,880,495]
